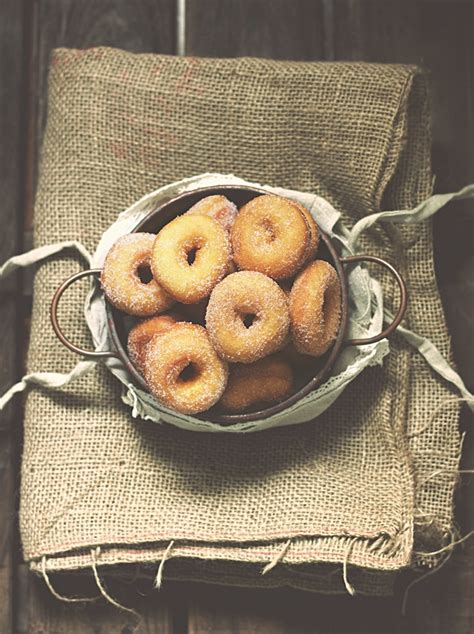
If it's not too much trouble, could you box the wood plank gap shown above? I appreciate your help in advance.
[177,0,186,55]
[12,2,40,633]
[22,0,39,236]
[322,0,335,61]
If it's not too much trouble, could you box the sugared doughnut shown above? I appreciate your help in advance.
[185,195,238,232]
[231,194,311,279]
[220,354,294,412]
[294,201,319,263]
[127,313,182,374]
[144,323,228,415]
[101,233,174,316]
[289,260,341,357]
[151,215,231,304]
[206,271,290,363]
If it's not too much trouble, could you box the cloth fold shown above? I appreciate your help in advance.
[19,48,466,595]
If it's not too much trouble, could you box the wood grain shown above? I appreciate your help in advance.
[328,2,474,633]
[331,0,474,382]
[0,0,26,632]
[185,0,325,59]
[25,572,179,634]
[187,584,409,634]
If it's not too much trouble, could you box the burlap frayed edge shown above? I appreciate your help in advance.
[30,538,401,599]
[33,556,396,598]
[29,529,413,578]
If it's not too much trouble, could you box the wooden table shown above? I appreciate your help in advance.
[1,1,472,632]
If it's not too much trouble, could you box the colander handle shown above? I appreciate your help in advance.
[50,268,119,359]
[340,254,408,346]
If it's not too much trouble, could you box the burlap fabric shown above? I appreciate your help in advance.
[21,48,461,595]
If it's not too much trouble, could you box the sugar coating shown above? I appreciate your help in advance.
[206,271,290,363]
[101,233,174,316]
[289,260,342,357]
[144,323,229,415]
[185,195,238,233]
[220,354,294,412]
[293,200,320,263]
[231,194,311,279]
[151,214,231,304]
[127,314,182,375]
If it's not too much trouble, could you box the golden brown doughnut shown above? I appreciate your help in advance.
[289,260,341,357]
[101,233,174,316]
[144,323,228,415]
[151,214,231,304]
[205,271,290,363]
[231,194,311,279]
[294,201,319,263]
[185,195,238,232]
[127,313,182,374]
[220,354,294,412]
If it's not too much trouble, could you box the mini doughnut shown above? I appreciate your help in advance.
[101,233,174,316]
[127,313,182,374]
[151,215,231,304]
[185,195,238,232]
[231,194,311,279]
[294,201,319,263]
[144,323,228,415]
[220,354,294,412]
[289,260,342,357]
[206,271,290,363]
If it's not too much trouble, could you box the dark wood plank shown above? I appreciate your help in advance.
[0,1,26,633]
[25,572,179,634]
[185,0,325,59]
[188,584,405,634]
[331,0,474,382]
[22,1,178,632]
[326,2,474,633]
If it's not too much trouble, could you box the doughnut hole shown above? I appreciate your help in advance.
[177,360,200,383]
[260,217,277,244]
[137,262,153,284]
[241,312,256,329]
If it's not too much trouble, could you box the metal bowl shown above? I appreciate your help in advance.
[51,185,407,424]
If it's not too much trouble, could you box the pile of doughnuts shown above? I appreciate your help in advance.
[101,193,342,415]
